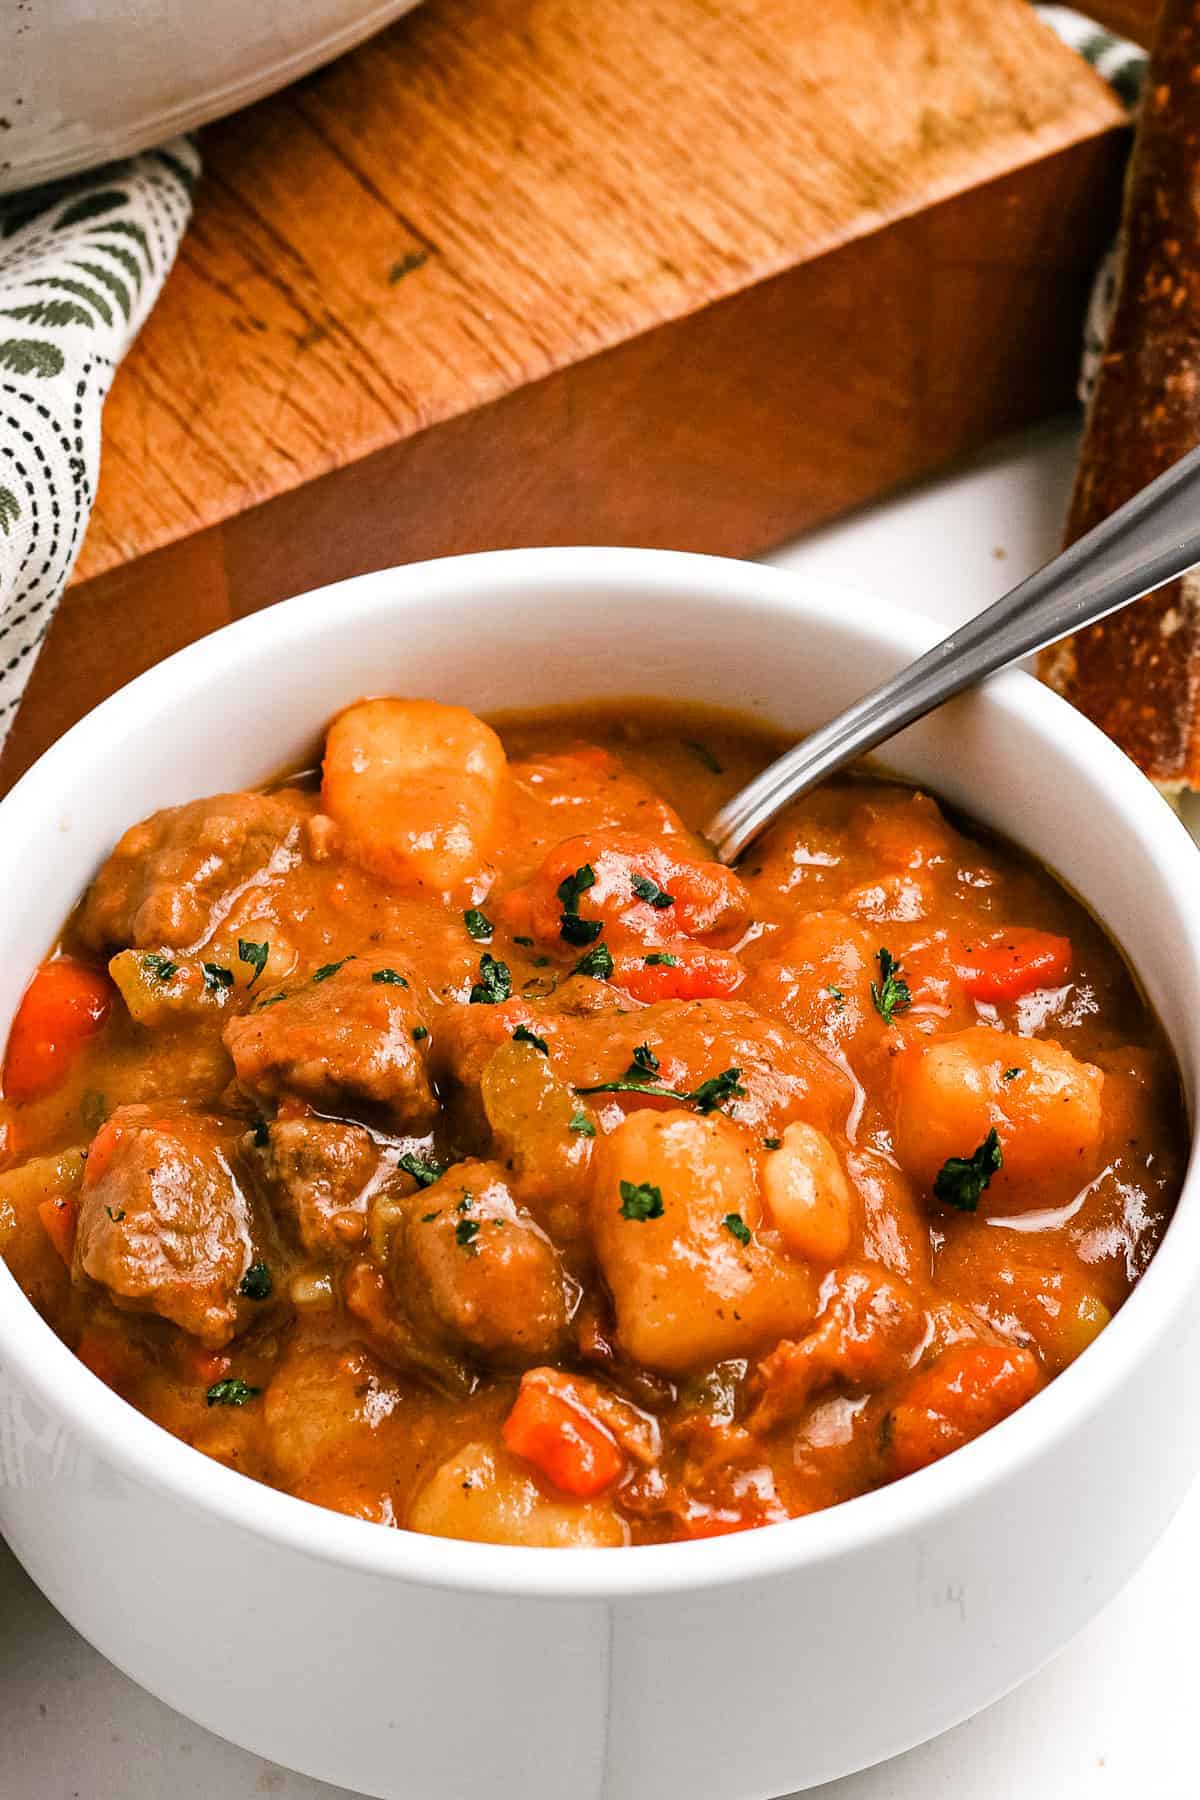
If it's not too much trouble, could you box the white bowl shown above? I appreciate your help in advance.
[1,547,1199,1799]
[1,1,421,193]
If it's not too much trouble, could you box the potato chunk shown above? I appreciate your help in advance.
[892,1026,1105,1200]
[322,698,505,894]
[591,1109,815,1374]
[409,1442,628,1545]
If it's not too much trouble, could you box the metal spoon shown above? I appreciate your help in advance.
[707,441,1200,864]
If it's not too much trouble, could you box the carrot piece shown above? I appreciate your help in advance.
[82,1116,128,1187]
[4,958,111,1103]
[953,929,1072,1003]
[503,1372,625,1498]
[611,943,744,1002]
[886,1342,1042,1477]
[37,1195,78,1266]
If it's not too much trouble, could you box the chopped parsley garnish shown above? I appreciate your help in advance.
[870,948,911,1025]
[691,1067,746,1115]
[513,935,534,948]
[469,953,512,1005]
[421,1210,440,1223]
[412,1025,429,1041]
[512,1023,549,1055]
[557,863,597,912]
[455,1217,482,1251]
[202,961,234,993]
[557,863,601,945]
[313,956,354,983]
[762,1136,781,1150]
[463,909,493,941]
[1003,1066,1022,1082]
[577,1058,746,1115]
[257,992,288,1009]
[206,1378,261,1408]
[827,984,845,1011]
[142,952,178,982]
[399,1151,445,1188]
[631,871,675,909]
[574,942,614,980]
[933,1128,1003,1213]
[722,1212,752,1246]
[81,1089,107,1132]
[644,952,679,967]
[251,1117,270,1148]
[560,914,602,947]
[372,967,408,986]
[618,1180,665,1221]
[569,1111,597,1137]
[105,1206,126,1223]
[239,1261,272,1300]
[684,739,723,774]
[237,939,269,989]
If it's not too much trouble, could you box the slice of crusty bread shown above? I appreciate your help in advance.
[1039,0,1200,789]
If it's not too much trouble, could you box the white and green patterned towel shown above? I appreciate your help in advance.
[0,140,197,743]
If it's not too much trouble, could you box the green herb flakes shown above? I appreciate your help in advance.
[619,1180,665,1222]
[313,956,354,984]
[691,1066,746,1116]
[513,1023,550,1055]
[399,1151,445,1189]
[569,1111,597,1137]
[722,1212,752,1246]
[239,1261,272,1301]
[206,1378,261,1408]
[469,953,512,1005]
[644,952,679,967]
[870,948,911,1025]
[372,967,408,986]
[631,871,674,909]
[933,1128,1003,1213]
[463,909,493,941]
[455,1217,481,1251]
[237,939,269,989]
[574,943,614,980]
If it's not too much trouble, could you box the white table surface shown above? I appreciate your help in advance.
[5,415,1198,1800]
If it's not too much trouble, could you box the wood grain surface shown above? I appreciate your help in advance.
[1,0,1128,785]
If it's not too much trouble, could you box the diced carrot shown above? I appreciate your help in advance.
[82,1116,127,1187]
[503,1371,625,1499]
[4,957,111,1103]
[37,1195,78,1266]
[953,929,1072,1003]
[612,943,744,1002]
[885,1342,1043,1477]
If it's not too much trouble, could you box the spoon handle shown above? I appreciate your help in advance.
[708,439,1200,864]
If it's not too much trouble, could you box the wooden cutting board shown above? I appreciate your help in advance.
[1,0,1128,785]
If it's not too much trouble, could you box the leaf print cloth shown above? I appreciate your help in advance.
[0,139,198,747]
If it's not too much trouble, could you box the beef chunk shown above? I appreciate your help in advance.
[73,1104,257,1347]
[79,791,305,954]
[224,955,436,1129]
[394,1160,577,1365]
[257,1115,380,1256]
